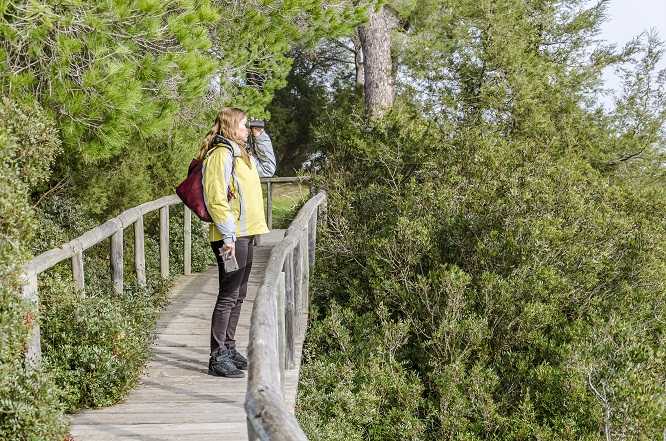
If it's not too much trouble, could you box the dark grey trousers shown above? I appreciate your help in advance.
[210,236,255,355]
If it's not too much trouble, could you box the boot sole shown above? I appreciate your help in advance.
[208,368,244,378]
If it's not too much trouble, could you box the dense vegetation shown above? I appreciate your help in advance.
[294,1,666,440]
[0,1,362,439]
[1,0,664,439]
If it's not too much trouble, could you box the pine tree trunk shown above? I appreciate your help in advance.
[358,6,399,121]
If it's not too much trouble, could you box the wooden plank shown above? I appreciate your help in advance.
[72,401,249,415]
[70,422,248,438]
[116,207,140,229]
[160,206,169,279]
[137,195,181,215]
[121,388,248,404]
[292,235,304,341]
[308,209,318,269]
[71,407,249,425]
[300,231,310,321]
[72,250,85,291]
[284,249,296,369]
[24,243,76,276]
[111,229,123,295]
[128,380,249,394]
[245,384,307,441]
[21,273,41,367]
[77,218,122,251]
[259,176,310,183]
[69,433,247,441]
[266,180,273,229]
[134,215,146,287]
[276,271,286,397]
[247,285,281,387]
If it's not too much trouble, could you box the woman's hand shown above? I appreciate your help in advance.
[221,242,235,259]
[251,127,264,137]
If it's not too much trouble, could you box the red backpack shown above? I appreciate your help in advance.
[176,143,236,222]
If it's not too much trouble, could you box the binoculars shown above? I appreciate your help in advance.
[246,119,265,129]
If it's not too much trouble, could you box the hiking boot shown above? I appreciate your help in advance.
[208,348,244,378]
[228,347,248,370]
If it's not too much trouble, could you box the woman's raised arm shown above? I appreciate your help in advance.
[250,129,276,177]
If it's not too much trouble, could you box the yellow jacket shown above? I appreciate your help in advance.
[202,131,276,243]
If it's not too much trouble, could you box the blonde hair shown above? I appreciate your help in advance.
[197,107,251,166]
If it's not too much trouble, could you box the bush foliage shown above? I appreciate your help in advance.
[299,101,665,439]
[1,0,364,438]
[0,99,67,440]
[296,0,666,438]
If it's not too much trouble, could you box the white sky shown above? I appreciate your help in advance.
[599,0,666,98]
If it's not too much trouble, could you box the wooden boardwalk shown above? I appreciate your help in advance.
[69,229,304,441]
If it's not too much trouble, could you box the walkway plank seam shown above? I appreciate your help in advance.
[69,229,304,441]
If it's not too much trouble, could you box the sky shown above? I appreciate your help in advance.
[599,0,666,99]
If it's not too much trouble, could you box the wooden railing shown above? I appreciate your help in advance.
[245,190,327,440]
[20,194,186,367]
[20,176,311,368]
[261,176,311,229]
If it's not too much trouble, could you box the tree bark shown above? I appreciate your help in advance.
[358,5,399,121]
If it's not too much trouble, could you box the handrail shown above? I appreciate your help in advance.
[24,195,181,276]
[20,194,184,367]
[20,176,309,368]
[260,175,311,229]
[245,190,327,440]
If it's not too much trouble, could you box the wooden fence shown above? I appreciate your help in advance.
[245,190,327,440]
[20,176,312,367]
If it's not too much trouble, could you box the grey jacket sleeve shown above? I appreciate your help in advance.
[250,130,277,177]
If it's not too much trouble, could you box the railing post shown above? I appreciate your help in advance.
[160,206,169,279]
[72,250,84,291]
[111,229,123,294]
[277,270,286,397]
[300,230,310,328]
[266,181,273,229]
[21,273,41,367]
[283,249,296,369]
[135,215,146,287]
[292,234,304,341]
[308,210,318,269]
[184,207,192,276]
[318,196,327,227]
[247,416,259,441]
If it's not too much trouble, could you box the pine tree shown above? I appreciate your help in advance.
[0,0,365,216]
[295,0,666,438]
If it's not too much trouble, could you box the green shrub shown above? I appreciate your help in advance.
[298,106,666,439]
[298,302,427,441]
[260,182,311,230]
[0,360,67,441]
[0,99,67,440]
[39,271,170,411]
[34,194,213,412]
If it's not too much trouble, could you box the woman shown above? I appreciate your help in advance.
[199,107,276,378]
